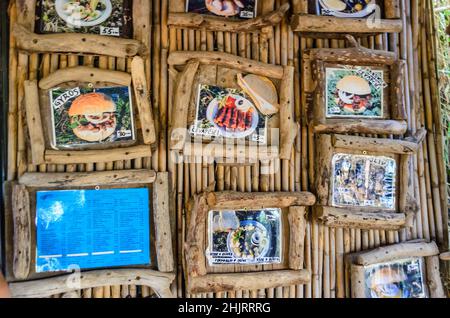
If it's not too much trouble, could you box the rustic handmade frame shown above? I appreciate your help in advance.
[184,191,315,294]
[8,170,174,286]
[168,51,298,162]
[313,131,426,230]
[345,241,446,298]
[291,0,403,36]
[24,56,156,165]
[303,35,407,135]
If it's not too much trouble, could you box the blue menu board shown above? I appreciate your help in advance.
[36,188,150,273]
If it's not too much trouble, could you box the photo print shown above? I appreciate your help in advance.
[326,65,385,118]
[35,0,133,37]
[186,0,257,19]
[364,258,427,298]
[315,0,378,18]
[49,85,135,149]
[207,208,282,265]
[331,154,396,209]
[190,84,268,144]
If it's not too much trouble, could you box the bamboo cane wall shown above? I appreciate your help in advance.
[4,0,449,298]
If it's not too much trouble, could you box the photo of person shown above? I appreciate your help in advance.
[186,0,257,19]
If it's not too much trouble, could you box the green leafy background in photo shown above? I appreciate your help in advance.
[326,67,383,117]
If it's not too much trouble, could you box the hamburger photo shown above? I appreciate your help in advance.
[335,75,372,114]
[68,92,117,142]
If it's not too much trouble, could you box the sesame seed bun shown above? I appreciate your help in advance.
[68,92,116,116]
[73,124,116,142]
[336,75,371,95]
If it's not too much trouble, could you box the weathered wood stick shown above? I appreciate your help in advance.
[8,269,175,298]
[305,48,397,66]
[12,183,30,280]
[206,191,316,209]
[23,80,45,165]
[384,0,401,19]
[44,145,151,164]
[153,172,175,273]
[168,51,284,79]
[131,56,156,145]
[314,206,406,231]
[439,252,450,261]
[312,119,407,135]
[18,169,156,188]
[291,15,403,34]
[279,65,298,160]
[332,134,422,154]
[38,67,131,89]
[425,256,446,298]
[187,270,311,294]
[350,264,366,298]
[288,206,306,270]
[355,241,439,266]
[168,3,289,32]
[12,24,147,58]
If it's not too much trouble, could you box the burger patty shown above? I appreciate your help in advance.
[70,114,116,131]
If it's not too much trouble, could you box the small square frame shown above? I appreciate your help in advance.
[184,191,316,294]
[345,241,445,298]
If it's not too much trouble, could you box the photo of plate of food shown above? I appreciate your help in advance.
[55,0,113,27]
[207,209,281,265]
[187,0,257,19]
[326,66,384,118]
[318,0,377,18]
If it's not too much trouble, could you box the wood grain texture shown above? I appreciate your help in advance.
[12,183,31,279]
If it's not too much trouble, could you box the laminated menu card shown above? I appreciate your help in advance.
[187,0,257,19]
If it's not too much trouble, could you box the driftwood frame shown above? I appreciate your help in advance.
[8,170,174,289]
[291,0,403,36]
[24,56,156,165]
[313,131,426,230]
[184,191,315,294]
[168,51,298,162]
[303,35,407,135]
[345,241,446,298]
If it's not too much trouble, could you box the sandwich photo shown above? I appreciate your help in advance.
[364,258,427,298]
[326,66,384,118]
[191,84,267,144]
[317,0,377,18]
[50,85,135,149]
[186,0,257,19]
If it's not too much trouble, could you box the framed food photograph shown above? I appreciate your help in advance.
[186,0,257,19]
[207,208,282,265]
[23,56,156,165]
[184,191,315,294]
[6,170,175,297]
[303,35,407,135]
[346,241,446,298]
[168,51,298,163]
[35,0,133,37]
[313,131,426,230]
[291,0,403,35]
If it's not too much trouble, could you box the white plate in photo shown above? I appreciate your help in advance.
[55,0,113,27]
[319,0,376,18]
[226,220,271,260]
[206,94,259,139]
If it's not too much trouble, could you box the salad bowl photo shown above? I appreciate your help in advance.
[55,0,113,27]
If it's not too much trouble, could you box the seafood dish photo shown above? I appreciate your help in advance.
[207,209,282,265]
[317,0,377,18]
[187,0,257,19]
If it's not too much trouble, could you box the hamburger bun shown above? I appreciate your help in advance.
[73,123,116,142]
[68,92,115,116]
[336,75,371,96]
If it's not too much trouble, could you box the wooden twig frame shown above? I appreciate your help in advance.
[345,241,445,298]
[168,51,298,162]
[24,56,156,165]
[291,0,402,37]
[168,2,289,34]
[303,35,407,135]
[313,130,426,230]
[184,191,315,294]
[9,170,174,283]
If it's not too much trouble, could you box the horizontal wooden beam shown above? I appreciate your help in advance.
[19,170,156,188]
[44,145,151,165]
[440,252,450,261]
[187,270,310,294]
[291,14,403,35]
[355,241,439,266]
[9,269,175,298]
[314,206,406,230]
[13,24,147,58]
[39,67,131,89]
[206,191,316,209]
[168,51,284,79]
[312,119,407,135]
[168,3,289,32]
